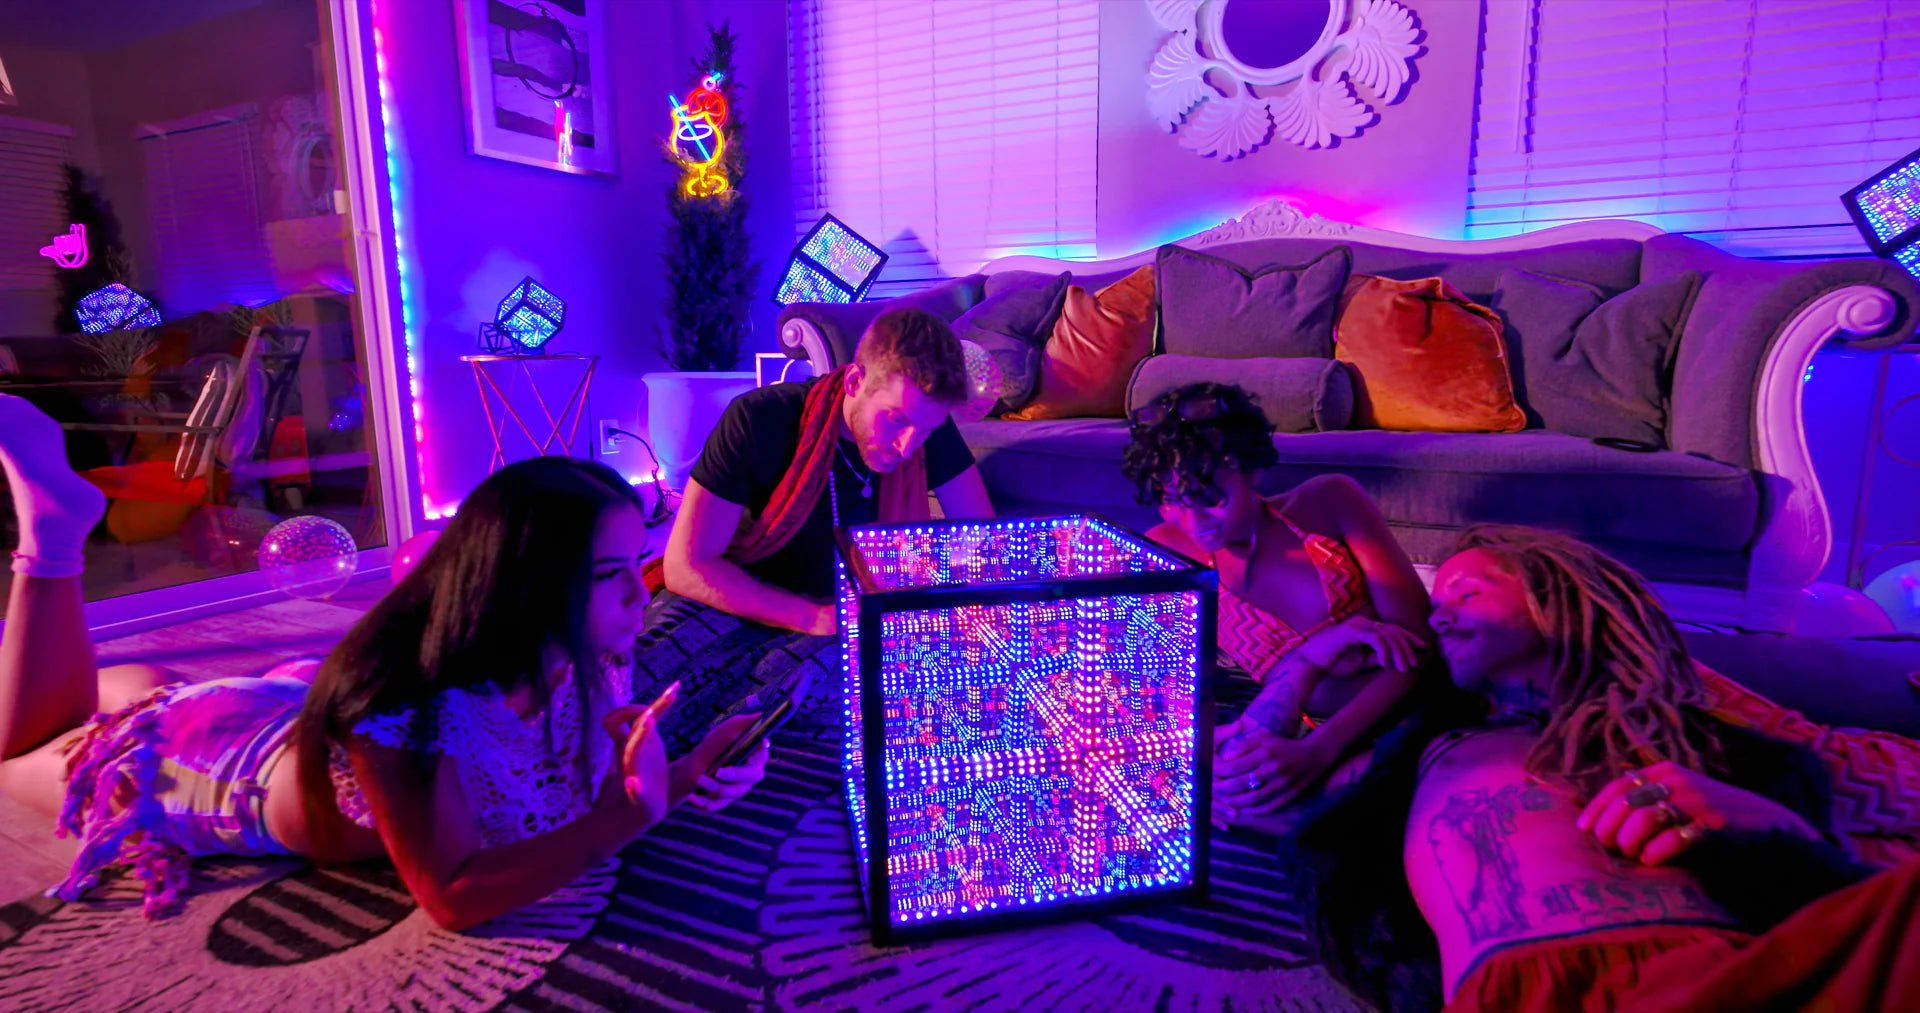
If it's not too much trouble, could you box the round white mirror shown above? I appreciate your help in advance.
[1200,0,1341,88]
[1147,0,1422,158]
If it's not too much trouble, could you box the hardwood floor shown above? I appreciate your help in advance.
[0,578,389,906]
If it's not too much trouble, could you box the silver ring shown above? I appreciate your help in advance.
[1625,782,1672,808]
[1246,775,1262,792]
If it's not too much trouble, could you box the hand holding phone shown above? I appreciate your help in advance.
[676,702,784,813]
[710,697,793,772]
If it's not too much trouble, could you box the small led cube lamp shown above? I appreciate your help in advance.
[478,276,567,354]
[75,283,160,333]
[1843,143,1920,281]
[772,214,887,306]
[836,515,1215,942]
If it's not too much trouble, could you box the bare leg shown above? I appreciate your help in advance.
[0,575,96,758]
[0,663,184,819]
[0,395,109,759]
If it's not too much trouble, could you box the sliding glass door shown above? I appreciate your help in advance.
[0,0,407,634]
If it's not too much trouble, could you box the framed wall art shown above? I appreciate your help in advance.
[453,0,618,177]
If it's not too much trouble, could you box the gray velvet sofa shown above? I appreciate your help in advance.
[776,200,1920,633]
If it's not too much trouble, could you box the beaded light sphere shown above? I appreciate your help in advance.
[258,515,358,600]
[836,515,1215,941]
[953,339,1003,423]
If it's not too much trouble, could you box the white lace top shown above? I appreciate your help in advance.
[328,661,633,847]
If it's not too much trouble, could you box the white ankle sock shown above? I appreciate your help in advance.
[0,396,105,578]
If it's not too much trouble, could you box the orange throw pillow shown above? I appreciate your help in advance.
[1004,266,1156,420]
[1334,275,1526,433]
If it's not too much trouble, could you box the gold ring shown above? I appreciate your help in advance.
[1655,800,1685,827]
[1676,824,1702,846]
[1626,768,1647,788]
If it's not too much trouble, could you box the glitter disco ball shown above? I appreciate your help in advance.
[954,339,1003,423]
[258,516,358,600]
[836,515,1216,941]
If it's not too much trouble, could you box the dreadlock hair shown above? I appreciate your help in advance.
[1120,382,1279,506]
[1449,524,1723,795]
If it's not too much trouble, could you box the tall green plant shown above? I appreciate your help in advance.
[54,164,135,334]
[660,21,760,372]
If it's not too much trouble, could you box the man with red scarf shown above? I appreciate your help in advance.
[632,309,994,747]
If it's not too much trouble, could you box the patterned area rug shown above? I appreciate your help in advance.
[0,734,1363,1012]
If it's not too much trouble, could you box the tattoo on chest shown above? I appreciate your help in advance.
[1536,876,1717,928]
[1425,782,1724,946]
[1425,783,1554,944]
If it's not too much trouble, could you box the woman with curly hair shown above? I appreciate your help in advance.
[1121,382,1433,831]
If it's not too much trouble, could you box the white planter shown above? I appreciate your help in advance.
[642,371,755,490]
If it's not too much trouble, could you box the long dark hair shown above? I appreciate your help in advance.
[295,456,644,858]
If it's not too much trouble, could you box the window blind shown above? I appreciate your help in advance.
[139,113,278,314]
[0,119,73,293]
[789,0,1100,298]
[1471,0,1920,258]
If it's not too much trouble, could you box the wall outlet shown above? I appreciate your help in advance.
[599,419,620,455]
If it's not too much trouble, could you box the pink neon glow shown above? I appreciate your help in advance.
[371,3,442,520]
[38,224,88,269]
[555,100,575,166]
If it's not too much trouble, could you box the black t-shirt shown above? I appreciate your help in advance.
[688,379,975,600]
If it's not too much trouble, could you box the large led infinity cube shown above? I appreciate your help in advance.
[478,276,567,353]
[1843,143,1920,281]
[835,515,1215,942]
[772,214,887,306]
[75,283,160,333]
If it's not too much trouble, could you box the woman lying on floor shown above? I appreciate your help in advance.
[1121,382,1435,832]
[0,395,768,928]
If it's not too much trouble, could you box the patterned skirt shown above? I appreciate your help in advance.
[53,672,310,919]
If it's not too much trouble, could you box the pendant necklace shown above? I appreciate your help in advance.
[838,442,874,499]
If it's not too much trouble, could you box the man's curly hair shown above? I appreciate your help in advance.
[1120,382,1279,506]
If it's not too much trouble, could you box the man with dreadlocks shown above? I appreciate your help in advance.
[1286,524,1920,1013]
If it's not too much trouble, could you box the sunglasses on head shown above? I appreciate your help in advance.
[1129,391,1231,429]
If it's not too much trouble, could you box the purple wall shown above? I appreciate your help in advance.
[373,0,790,512]
[1095,0,1482,256]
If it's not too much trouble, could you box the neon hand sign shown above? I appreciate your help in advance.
[669,72,730,198]
[38,224,88,269]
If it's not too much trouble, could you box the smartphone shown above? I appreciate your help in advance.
[710,697,792,771]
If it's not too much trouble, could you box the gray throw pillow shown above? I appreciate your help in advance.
[950,271,1070,414]
[1125,354,1356,433]
[1157,245,1350,358]
[1492,268,1703,445]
